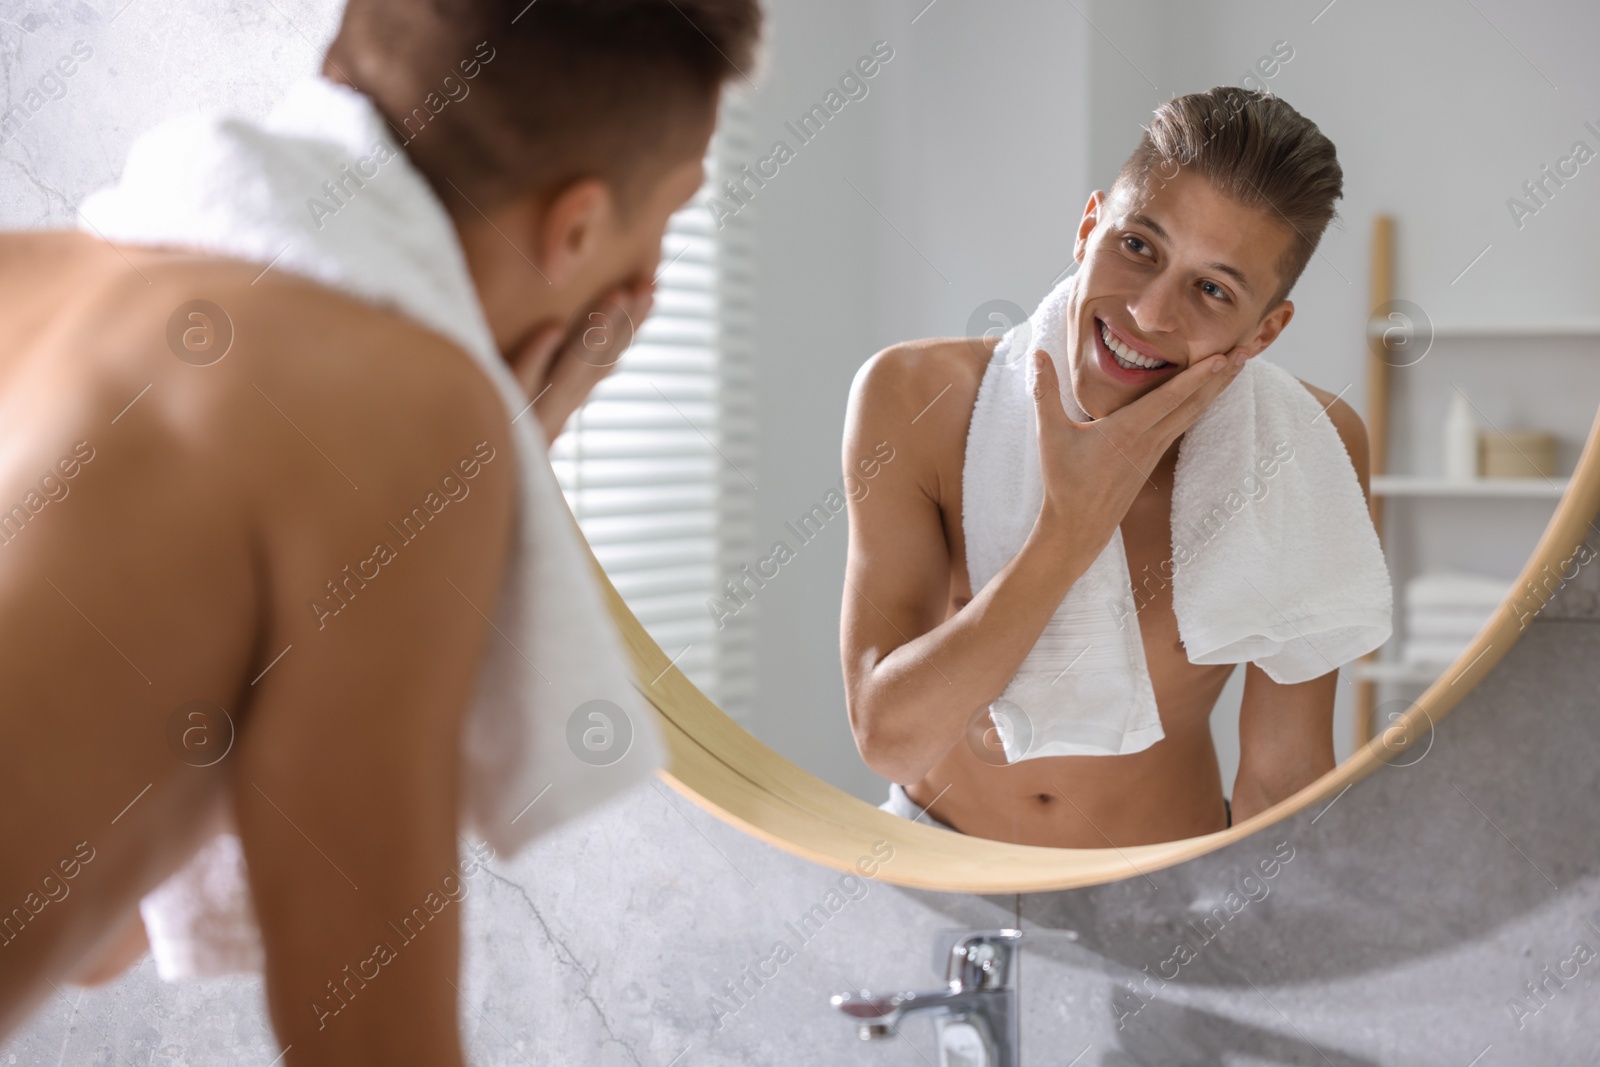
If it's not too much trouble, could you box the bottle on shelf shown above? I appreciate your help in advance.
[1442,390,1479,481]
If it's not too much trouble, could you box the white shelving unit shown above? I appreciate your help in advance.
[1356,317,1598,702]
[1356,659,1459,686]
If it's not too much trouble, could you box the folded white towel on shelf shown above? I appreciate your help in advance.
[962,269,1394,762]
[78,74,665,980]
[1404,569,1514,611]
[1406,606,1497,641]
[1402,638,1476,666]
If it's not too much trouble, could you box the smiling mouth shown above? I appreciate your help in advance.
[1097,318,1171,371]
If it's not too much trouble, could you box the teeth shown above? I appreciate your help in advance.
[1101,320,1167,370]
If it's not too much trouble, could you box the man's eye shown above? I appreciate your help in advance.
[1201,280,1231,302]
[1124,235,1149,255]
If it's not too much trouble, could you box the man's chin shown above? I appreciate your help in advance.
[1071,364,1117,421]
[1080,365,1161,419]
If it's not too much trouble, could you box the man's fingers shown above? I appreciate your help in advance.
[532,300,634,442]
[1164,350,1245,434]
[1121,350,1238,439]
[520,282,654,445]
[619,275,655,322]
[534,342,614,445]
[508,323,565,398]
[545,331,615,399]
[627,287,654,331]
[1030,350,1068,425]
[580,292,639,367]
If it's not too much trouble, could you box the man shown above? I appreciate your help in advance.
[0,0,760,1062]
[841,87,1370,850]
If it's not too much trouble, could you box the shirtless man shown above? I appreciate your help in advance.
[841,88,1370,849]
[0,0,759,1062]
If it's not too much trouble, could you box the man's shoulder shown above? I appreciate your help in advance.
[154,255,511,465]
[1293,376,1371,487]
[34,245,509,437]
[59,250,515,520]
[220,261,509,424]
[845,337,994,510]
[230,265,516,508]
[849,336,990,431]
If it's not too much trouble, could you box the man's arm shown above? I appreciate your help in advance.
[1233,385,1372,823]
[1233,664,1338,823]
[231,314,516,1066]
[839,343,1105,785]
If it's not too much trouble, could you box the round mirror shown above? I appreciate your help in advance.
[555,2,1600,891]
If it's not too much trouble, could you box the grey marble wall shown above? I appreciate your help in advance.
[7,520,1600,1064]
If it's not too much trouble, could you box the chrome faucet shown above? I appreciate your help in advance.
[832,929,1022,1067]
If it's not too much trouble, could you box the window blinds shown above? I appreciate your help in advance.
[549,111,756,719]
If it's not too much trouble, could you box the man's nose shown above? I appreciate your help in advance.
[1125,273,1185,336]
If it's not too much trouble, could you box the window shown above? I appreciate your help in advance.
[550,109,756,719]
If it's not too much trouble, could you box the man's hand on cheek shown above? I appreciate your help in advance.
[1214,344,1249,371]
[509,279,655,447]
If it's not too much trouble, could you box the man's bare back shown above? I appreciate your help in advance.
[0,232,515,1058]
[841,335,1366,849]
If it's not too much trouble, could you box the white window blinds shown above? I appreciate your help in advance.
[549,112,756,719]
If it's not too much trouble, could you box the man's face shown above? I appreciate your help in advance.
[1064,168,1297,419]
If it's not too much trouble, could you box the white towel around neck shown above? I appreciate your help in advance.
[77,74,665,979]
[962,270,1393,763]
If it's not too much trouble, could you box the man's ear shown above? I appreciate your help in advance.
[534,177,613,288]
[1073,190,1104,262]
[1241,299,1294,356]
